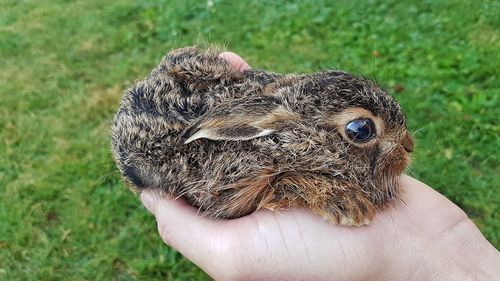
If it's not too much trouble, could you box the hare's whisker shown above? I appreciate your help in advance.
[412,126,428,135]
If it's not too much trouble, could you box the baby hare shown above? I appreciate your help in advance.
[111,47,414,226]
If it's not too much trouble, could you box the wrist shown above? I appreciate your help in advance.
[378,218,499,281]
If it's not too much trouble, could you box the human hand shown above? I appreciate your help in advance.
[141,175,498,280]
[140,53,500,281]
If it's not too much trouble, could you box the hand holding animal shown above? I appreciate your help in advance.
[111,47,414,226]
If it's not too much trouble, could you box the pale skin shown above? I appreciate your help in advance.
[139,53,500,281]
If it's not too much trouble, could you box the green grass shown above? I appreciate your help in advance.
[1,0,498,279]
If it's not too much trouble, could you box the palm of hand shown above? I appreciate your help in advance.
[141,176,471,281]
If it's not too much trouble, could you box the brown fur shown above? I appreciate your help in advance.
[111,47,413,225]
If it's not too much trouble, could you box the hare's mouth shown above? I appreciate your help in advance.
[373,145,411,179]
[391,155,411,176]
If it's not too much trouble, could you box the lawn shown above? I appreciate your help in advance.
[1,0,498,280]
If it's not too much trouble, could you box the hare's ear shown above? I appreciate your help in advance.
[183,98,297,143]
[184,125,275,144]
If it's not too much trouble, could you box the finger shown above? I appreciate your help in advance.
[140,191,231,277]
[219,51,251,71]
[381,175,469,236]
[400,175,468,220]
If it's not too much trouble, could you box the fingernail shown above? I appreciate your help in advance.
[219,52,251,71]
[141,192,156,214]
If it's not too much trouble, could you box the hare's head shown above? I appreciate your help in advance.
[288,71,414,200]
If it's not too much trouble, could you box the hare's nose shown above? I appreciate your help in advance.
[402,131,414,153]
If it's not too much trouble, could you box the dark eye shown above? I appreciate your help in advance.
[345,118,375,143]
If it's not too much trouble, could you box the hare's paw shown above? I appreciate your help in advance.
[339,215,371,226]
[313,196,375,226]
[315,209,372,226]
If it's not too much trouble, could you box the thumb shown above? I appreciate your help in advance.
[219,51,251,71]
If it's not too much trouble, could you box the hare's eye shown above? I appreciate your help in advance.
[345,118,375,143]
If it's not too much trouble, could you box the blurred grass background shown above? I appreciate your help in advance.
[1,0,498,279]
